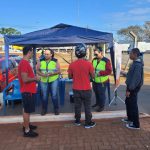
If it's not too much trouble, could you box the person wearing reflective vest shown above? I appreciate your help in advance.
[37,49,60,115]
[92,47,112,112]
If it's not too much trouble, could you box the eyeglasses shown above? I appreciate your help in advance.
[43,48,51,50]
[44,54,51,56]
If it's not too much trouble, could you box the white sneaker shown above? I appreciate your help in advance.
[126,124,140,130]
[121,118,129,123]
[84,121,96,129]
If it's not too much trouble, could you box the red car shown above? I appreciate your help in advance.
[0,57,19,92]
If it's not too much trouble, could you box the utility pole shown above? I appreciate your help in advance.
[129,31,137,48]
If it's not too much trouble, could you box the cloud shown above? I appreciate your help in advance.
[128,7,150,15]
[110,11,150,23]
[108,6,150,24]
[98,0,150,33]
[130,0,150,4]
[103,7,150,33]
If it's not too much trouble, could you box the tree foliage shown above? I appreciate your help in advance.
[117,21,150,42]
[0,27,21,35]
[117,25,145,42]
[143,21,150,41]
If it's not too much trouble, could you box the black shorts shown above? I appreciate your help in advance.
[22,92,36,113]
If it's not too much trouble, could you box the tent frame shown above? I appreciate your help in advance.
[4,23,116,85]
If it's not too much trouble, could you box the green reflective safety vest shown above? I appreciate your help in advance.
[40,60,59,83]
[92,59,109,83]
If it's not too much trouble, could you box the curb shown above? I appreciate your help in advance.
[0,110,149,124]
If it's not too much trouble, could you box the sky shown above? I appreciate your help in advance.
[0,0,150,38]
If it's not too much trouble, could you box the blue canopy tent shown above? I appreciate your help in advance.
[4,23,116,87]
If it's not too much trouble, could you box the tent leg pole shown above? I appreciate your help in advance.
[33,46,37,74]
[4,40,9,86]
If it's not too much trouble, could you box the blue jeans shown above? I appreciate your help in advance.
[92,82,107,109]
[40,79,59,111]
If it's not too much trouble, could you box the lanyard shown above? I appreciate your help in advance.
[46,60,51,73]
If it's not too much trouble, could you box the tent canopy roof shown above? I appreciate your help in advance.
[4,23,113,47]
[4,23,116,85]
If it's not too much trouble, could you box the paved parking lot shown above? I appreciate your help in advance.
[0,117,150,150]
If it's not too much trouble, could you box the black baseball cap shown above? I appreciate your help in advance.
[95,46,103,52]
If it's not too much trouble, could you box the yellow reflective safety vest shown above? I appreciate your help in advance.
[40,59,59,83]
[92,58,109,83]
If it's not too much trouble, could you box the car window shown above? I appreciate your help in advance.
[0,59,17,72]
[8,59,16,70]
[1,60,5,72]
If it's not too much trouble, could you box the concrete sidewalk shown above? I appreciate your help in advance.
[0,117,150,150]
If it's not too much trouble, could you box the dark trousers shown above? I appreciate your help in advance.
[125,89,140,128]
[93,82,107,109]
[73,90,92,124]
